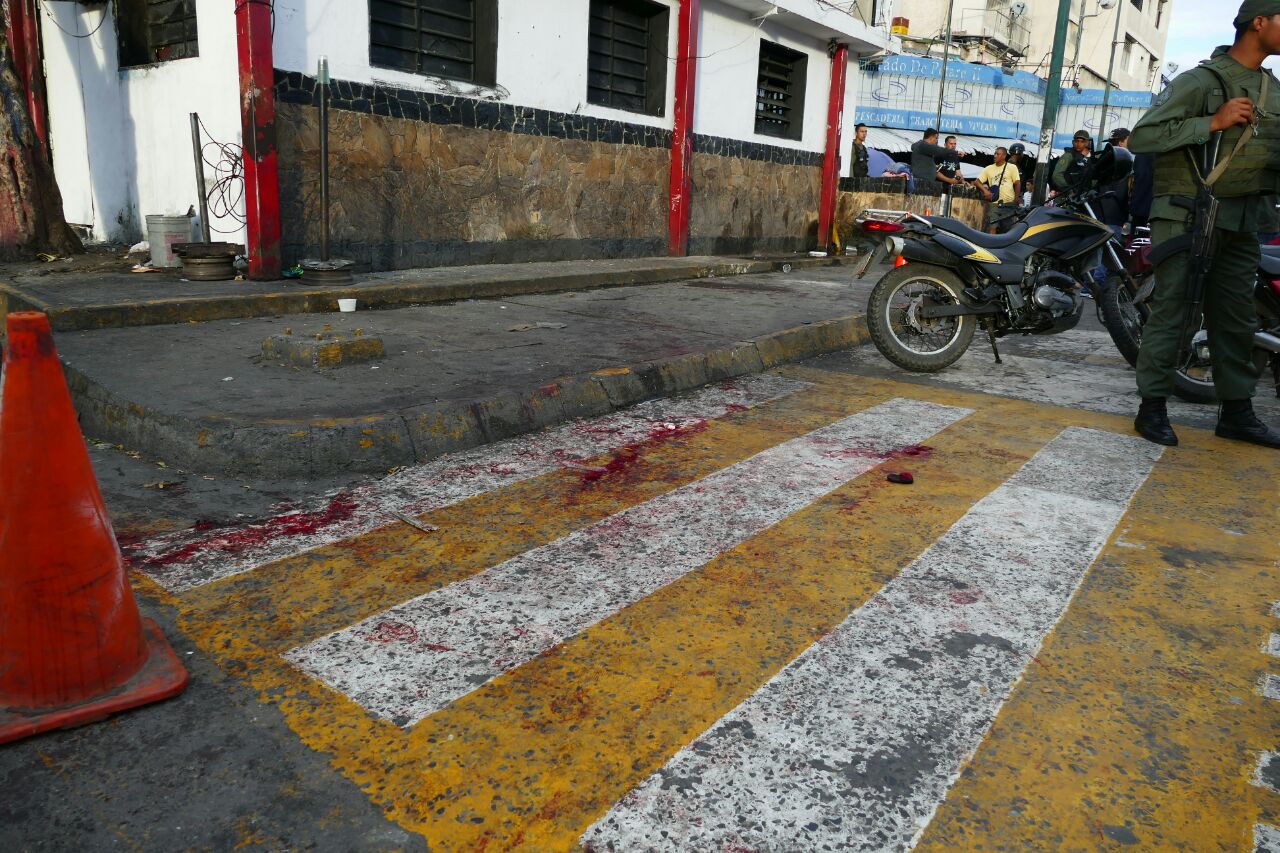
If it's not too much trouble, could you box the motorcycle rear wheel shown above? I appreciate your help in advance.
[867,264,977,372]
[1098,273,1148,368]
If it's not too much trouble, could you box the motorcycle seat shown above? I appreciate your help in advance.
[925,216,1028,248]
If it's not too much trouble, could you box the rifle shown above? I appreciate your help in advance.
[1168,134,1222,376]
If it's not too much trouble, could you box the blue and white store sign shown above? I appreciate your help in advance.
[857,55,1153,153]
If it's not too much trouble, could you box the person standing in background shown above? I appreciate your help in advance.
[936,135,965,186]
[976,146,1021,232]
[851,123,870,181]
[912,128,964,187]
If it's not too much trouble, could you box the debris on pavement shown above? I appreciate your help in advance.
[887,471,914,484]
[390,511,438,534]
[508,322,568,332]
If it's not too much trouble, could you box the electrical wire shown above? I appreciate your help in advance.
[195,115,247,234]
[38,0,107,39]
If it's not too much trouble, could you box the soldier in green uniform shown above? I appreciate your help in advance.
[1130,0,1280,448]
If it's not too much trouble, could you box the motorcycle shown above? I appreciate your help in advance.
[855,147,1140,372]
[1166,246,1280,402]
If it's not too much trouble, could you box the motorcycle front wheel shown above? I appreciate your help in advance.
[867,264,977,372]
[1171,307,1271,403]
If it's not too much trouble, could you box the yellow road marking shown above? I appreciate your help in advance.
[915,425,1280,852]
[146,372,1278,850]
[176,383,889,651]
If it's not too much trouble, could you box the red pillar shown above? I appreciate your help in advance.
[8,0,49,152]
[817,43,849,252]
[668,0,699,257]
[235,0,282,279]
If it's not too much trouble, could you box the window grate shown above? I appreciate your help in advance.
[116,0,199,67]
[370,0,497,86]
[755,40,806,141]
[587,0,668,117]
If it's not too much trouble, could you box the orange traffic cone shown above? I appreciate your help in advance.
[894,255,908,268]
[0,312,187,743]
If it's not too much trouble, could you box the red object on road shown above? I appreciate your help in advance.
[887,471,914,484]
[236,0,283,280]
[0,313,188,744]
[817,43,850,251]
[668,0,700,256]
[894,255,909,268]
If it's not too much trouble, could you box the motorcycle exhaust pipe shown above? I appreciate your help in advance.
[1256,330,1280,353]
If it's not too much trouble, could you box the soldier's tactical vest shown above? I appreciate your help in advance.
[1153,57,1280,198]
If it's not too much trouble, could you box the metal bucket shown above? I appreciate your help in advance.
[145,215,193,268]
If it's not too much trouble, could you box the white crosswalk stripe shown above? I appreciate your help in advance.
[285,398,973,726]
[127,375,809,591]
[582,427,1161,852]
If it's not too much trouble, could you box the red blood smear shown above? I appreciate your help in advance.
[723,403,749,413]
[949,589,981,605]
[129,493,359,569]
[360,620,421,644]
[575,419,710,484]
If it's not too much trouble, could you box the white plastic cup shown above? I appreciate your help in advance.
[337,298,357,313]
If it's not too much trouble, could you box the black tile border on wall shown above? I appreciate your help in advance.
[274,71,823,169]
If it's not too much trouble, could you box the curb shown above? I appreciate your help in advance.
[5,256,852,332]
[65,313,871,478]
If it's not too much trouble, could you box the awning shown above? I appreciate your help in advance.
[864,127,918,152]
[952,134,1039,158]
[862,128,1037,159]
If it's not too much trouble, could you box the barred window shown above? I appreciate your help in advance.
[369,0,498,86]
[587,0,669,117]
[116,0,199,68]
[755,40,807,141]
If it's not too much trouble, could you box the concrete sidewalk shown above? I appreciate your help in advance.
[57,264,884,478]
[1,253,849,331]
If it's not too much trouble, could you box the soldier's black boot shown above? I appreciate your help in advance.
[1134,397,1178,446]
[1216,399,1280,448]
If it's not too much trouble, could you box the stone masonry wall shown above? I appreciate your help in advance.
[277,102,670,270]
[688,153,822,257]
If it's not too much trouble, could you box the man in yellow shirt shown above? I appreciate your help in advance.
[976,146,1021,232]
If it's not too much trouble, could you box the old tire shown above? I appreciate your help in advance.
[867,264,977,372]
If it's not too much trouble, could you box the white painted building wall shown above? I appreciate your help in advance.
[39,0,243,245]
[42,1,890,246]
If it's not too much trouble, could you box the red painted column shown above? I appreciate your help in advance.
[235,0,282,279]
[817,43,849,251]
[668,0,699,257]
[8,0,48,152]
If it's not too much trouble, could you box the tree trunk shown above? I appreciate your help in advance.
[0,27,82,260]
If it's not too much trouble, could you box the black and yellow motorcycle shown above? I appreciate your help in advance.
[856,153,1132,372]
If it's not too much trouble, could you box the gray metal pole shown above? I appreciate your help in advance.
[934,0,956,131]
[318,56,331,262]
[1032,0,1076,205]
[1098,0,1124,143]
[189,113,211,244]
[1070,0,1086,87]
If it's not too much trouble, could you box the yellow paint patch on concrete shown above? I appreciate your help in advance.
[592,367,631,376]
[914,426,1280,852]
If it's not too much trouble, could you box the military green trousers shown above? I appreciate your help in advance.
[1135,219,1261,400]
